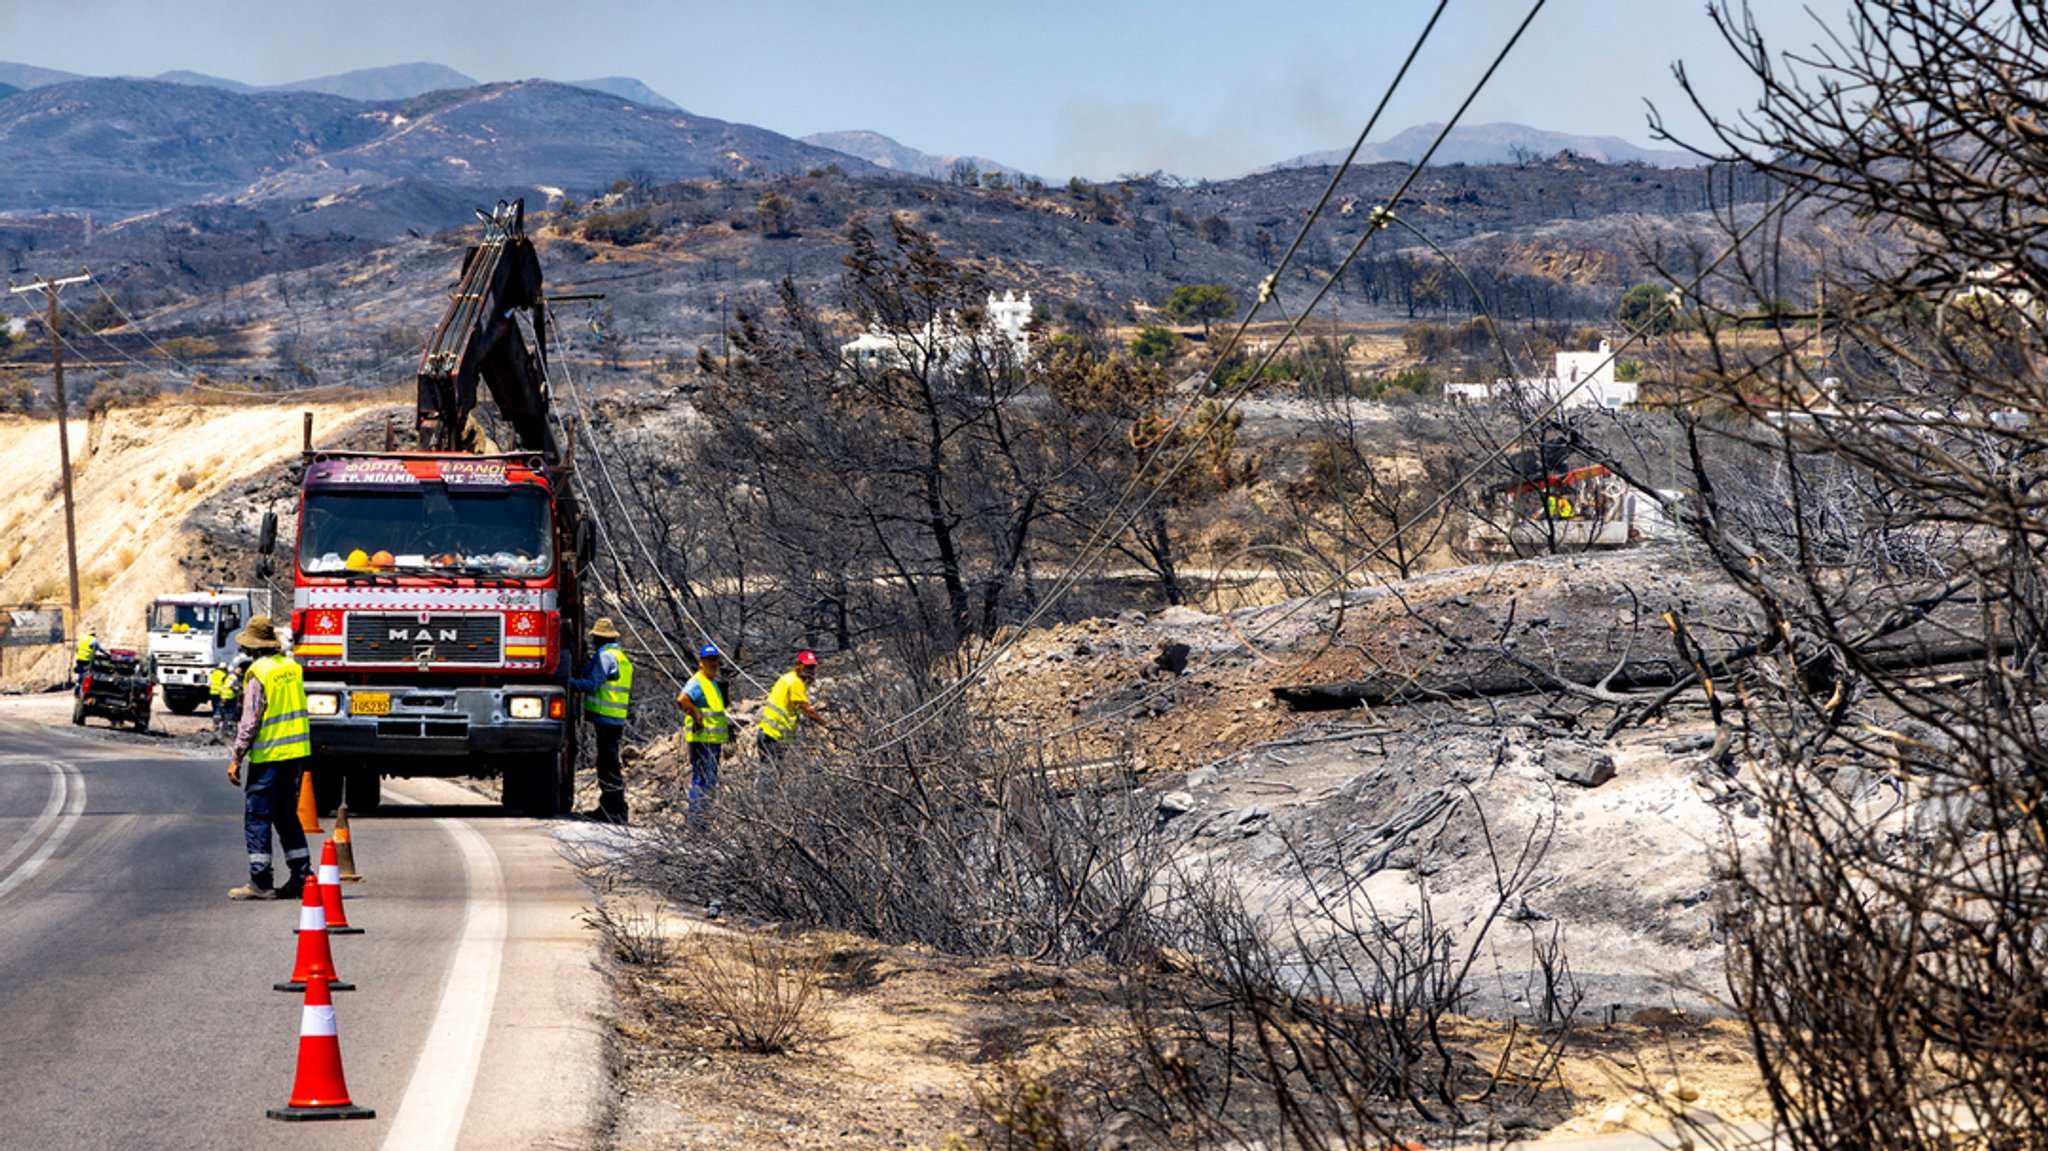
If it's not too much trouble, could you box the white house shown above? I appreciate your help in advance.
[1444,340,1636,410]
[841,290,1033,375]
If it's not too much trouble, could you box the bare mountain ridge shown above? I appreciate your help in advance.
[0,80,379,215]
[801,129,1028,182]
[236,79,877,201]
[0,61,82,90]
[266,62,480,101]
[1269,121,1694,171]
[0,58,680,108]
[0,156,1792,404]
[0,77,875,220]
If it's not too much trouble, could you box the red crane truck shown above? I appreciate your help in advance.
[285,200,590,815]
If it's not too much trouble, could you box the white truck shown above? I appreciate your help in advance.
[145,588,274,714]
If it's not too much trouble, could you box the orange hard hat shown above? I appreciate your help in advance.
[370,550,395,569]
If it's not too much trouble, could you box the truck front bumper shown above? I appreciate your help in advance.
[157,663,210,688]
[304,681,566,764]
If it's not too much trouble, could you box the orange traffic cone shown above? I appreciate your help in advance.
[266,974,374,1121]
[332,806,363,882]
[296,770,323,835]
[276,869,355,993]
[316,840,362,935]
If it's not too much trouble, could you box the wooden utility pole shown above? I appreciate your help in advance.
[8,271,91,634]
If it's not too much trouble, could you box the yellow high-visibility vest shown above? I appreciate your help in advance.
[685,672,729,744]
[583,643,633,722]
[759,670,807,741]
[248,655,311,764]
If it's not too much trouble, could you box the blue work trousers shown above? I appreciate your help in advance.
[687,742,723,820]
[244,760,311,889]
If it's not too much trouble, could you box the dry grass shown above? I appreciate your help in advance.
[970,1062,1090,1151]
[582,901,677,967]
[681,929,831,1055]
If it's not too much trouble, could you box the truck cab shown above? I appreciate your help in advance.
[289,452,576,814]
[146,588,269,713]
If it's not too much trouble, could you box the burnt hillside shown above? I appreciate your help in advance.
[0,156,1793,393]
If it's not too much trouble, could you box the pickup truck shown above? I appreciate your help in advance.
[74,647,154,731]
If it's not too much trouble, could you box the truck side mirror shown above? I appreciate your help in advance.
[257,511,278,556]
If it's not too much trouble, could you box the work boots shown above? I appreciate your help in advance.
[228,883,278,901]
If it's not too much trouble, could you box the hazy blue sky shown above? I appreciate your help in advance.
[1,1,1834,179]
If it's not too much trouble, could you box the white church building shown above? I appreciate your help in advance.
[840,290,1033,375]
[1444,340,1637,410]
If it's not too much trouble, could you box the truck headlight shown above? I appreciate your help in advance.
[508,696,545,720]
[306,693,340,716]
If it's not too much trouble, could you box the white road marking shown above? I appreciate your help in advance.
[0,760,86,901]
[378,808,507,1151]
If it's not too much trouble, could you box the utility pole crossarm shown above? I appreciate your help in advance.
[7,272,91,296]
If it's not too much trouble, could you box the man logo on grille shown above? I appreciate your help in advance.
[389,627,460,642]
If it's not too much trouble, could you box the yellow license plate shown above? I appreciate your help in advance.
[350,692,391,716]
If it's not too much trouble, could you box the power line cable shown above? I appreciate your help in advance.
[543,303,774,695]
[1009,182,1811,753]
[866,0,1551,751]
[64,272,398,398]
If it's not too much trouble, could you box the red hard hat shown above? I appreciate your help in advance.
[796,650,818,667]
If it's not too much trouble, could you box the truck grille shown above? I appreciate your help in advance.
[344,613,503,665]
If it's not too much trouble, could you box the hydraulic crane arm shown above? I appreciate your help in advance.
[416,199,558,455]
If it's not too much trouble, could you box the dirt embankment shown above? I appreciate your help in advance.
[0,398,390,688]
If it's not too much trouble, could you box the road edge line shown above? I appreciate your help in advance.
[377,809,507,1151]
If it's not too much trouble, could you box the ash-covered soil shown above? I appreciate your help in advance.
[972,544,1770,1017]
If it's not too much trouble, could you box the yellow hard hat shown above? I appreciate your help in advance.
[346,549,370,571]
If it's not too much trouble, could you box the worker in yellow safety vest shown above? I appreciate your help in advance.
[568,617,634,824]
[1544,493,1575,520]
[676,644,729,819]
[209,663,232,728]
[73,629,98,692]
[756,650,831,761]
[224,616,313,901]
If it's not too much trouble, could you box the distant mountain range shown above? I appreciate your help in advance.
[0,60,681,109]
[1267,122,1692,171]
[801,130,1028,183]
[0,76,874,231]
[0,56,1702,248]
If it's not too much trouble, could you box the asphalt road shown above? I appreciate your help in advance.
[0,700,609,1150]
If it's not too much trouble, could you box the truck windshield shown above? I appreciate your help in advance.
[149,604,216,631]
[298,486,553,578]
